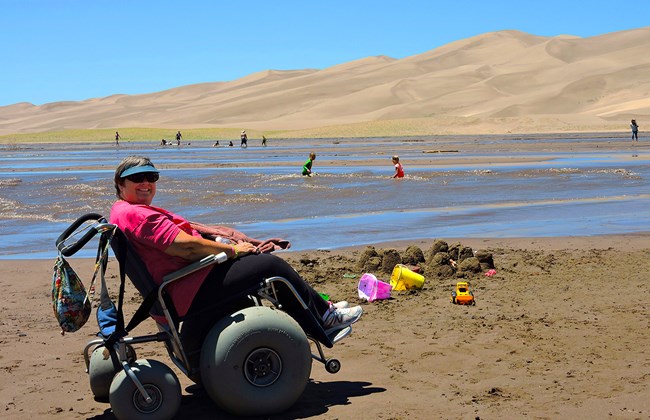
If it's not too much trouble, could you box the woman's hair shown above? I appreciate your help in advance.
[392,155,400,162]
[309,152,316,159]
[113,155,156,198]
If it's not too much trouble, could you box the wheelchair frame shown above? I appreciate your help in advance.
[56,214,347,412]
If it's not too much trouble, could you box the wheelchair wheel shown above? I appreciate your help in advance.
[108,359,181,420]
[89,344,136,400]
[325,358,341,374]
[200,306,312,416]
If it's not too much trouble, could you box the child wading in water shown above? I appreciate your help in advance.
[391,155,404,178]
[302,152,316,177]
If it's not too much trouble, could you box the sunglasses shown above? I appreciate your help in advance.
[125,172,160,183]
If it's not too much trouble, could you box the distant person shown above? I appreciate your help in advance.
[262,135,267,147]
[229,141,234,147]
[176,131,182,146]
[631,119,639,142]
[302,152,316,177]
[240,130,248,148]
[391,155,404,178]
[115,131,121,146]
[213,141,220,147]
[161,138,167,146]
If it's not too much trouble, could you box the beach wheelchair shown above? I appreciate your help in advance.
[56,214,349,419]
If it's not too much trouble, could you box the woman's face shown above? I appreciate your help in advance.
[119,176,157,205]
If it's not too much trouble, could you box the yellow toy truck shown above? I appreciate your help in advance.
[451,281,475,305]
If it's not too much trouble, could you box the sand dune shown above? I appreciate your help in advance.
[1,27,649,136]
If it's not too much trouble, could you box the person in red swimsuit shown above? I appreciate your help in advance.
[392,155,404,178]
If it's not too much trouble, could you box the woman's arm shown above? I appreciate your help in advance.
[164,230,257,261]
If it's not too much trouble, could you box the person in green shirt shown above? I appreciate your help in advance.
[302,152,316,176]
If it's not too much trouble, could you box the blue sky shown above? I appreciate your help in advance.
[2,0,648,106]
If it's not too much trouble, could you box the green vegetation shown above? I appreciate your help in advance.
[0,119,467,144]
[0,127,286,144]
[0,123,433,144]
[0,117,624,144]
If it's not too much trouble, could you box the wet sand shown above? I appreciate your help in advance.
[2,234,649,419]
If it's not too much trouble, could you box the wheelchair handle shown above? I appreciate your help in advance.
[56,213,108,256]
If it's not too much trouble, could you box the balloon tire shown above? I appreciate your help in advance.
[108,359,181,420]
[200,306,312,416]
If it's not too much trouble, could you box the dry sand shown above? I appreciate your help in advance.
[1,234,649,419]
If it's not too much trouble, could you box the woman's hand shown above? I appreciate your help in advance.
[166,231,259,261]
[234,241,259,257]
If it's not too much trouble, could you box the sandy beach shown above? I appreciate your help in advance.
[1,232,649,419]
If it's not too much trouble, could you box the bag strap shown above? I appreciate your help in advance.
[54,227,110,306]
[94,227,115,308]
[103,231,128,346]
[125,288,158,332]
[112,231,127,335]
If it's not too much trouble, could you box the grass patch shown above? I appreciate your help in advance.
[0,117,625,144]
[0,127,288,144]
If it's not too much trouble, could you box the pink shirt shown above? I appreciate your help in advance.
[109,200,210,317]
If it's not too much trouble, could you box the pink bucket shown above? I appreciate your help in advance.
[358,273,392,302]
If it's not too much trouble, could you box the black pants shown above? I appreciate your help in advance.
[187,253,329,336]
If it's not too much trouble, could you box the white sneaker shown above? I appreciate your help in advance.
[332,301,349,309]
[322,305,363,333]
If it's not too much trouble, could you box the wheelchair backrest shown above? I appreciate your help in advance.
[110,229,167,319]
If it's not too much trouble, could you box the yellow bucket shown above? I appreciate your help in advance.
[390,264,425,290]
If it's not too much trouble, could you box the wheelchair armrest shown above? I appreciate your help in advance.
[152,252,229,370]
[162,252,228,284]
[157,252,228,321]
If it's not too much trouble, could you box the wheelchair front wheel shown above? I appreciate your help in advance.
[108,359,181,420]
[200,306,312,416]
[89,344,136,400]
[325,358,341,374]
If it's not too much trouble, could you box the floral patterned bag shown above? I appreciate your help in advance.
[51,255,91,334]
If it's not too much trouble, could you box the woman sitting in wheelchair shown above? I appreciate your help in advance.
[110,156,362,338]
